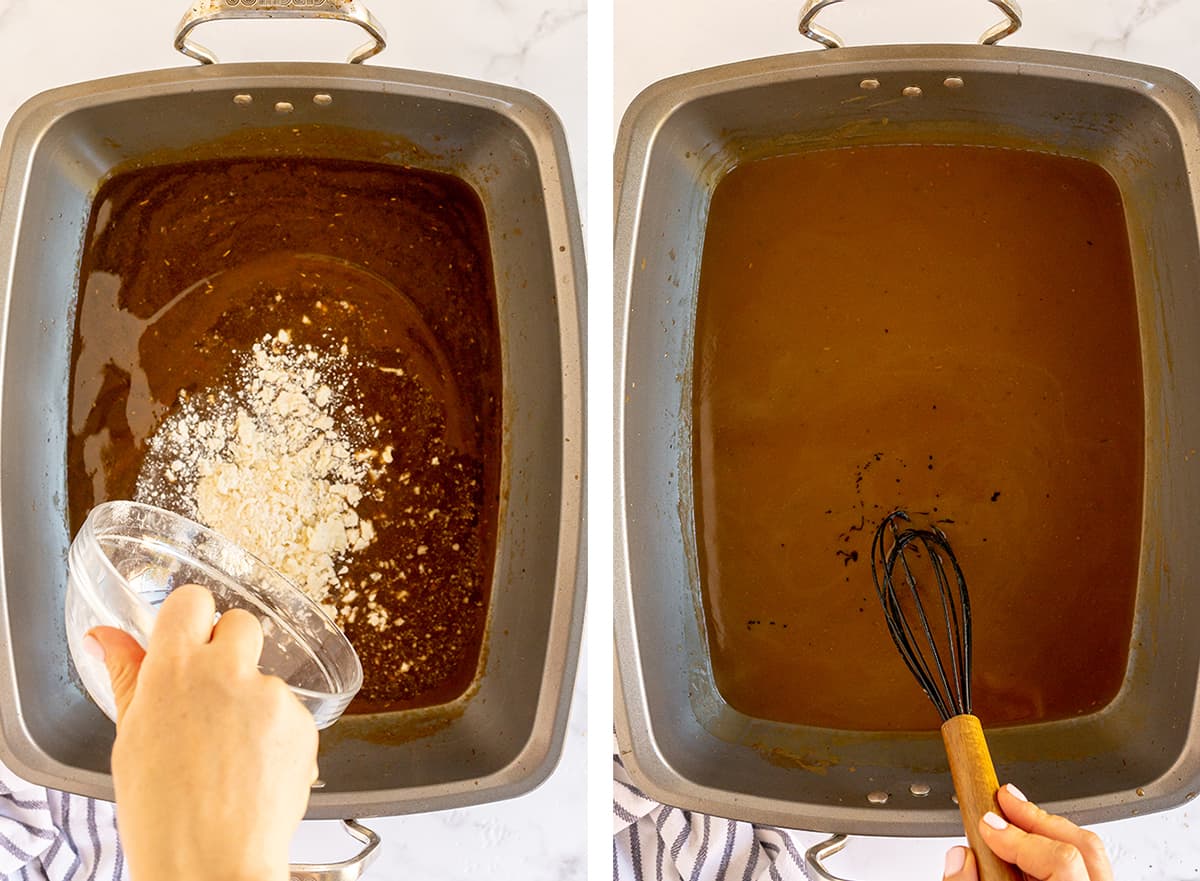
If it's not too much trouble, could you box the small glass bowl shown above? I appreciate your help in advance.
[65,501,362,728]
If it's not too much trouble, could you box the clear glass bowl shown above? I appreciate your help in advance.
[65,501,362,728]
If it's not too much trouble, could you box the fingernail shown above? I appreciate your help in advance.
[943,845,966,876]
[983,811,1008,830]
[1005,783,1028,802]
[82,633,105,661]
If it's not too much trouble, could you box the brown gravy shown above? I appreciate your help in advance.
[693,145,1143,731]
[68,157,502,713]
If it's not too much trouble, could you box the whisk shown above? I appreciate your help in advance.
[871,510,1024,881]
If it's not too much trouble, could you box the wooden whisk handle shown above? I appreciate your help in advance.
[941,714,1026,881]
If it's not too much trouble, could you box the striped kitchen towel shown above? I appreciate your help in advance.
[614,752,813,881]
[0,761,125,881]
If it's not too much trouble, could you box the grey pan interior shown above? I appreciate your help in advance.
[0,62,585,818]
[615,44,1200,835]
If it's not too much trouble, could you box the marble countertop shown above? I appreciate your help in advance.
[616,1,1199,878]
[0,2,585,879]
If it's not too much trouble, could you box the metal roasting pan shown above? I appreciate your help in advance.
[0,0,586,823]
[614,0,1200,843]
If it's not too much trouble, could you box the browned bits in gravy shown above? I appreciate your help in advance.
[694,145,1143,732]
[68,157,502,713]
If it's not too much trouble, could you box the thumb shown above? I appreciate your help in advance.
[943,845,978,881]
[85,627,146,724]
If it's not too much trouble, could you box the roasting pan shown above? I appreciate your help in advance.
[614,0,1200,839]
[0,0,585,820]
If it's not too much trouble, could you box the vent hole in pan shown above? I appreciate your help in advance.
[233,94,253,106]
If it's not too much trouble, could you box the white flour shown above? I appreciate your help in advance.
[135,331,382,611]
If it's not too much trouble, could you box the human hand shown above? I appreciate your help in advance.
[85,584,318,881]
[942,783,1114,880]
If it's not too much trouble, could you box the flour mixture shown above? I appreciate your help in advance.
[68,157,502,712]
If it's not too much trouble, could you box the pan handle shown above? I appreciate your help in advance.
[798,0,1022,49]
[288,819,381,881]
[805,834,862,881]
[174,0,388,65]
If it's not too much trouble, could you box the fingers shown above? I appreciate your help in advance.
[85,627,146,725]
[978,785,1113,881]
[943,845,977,881]
[261,676,320,802]
[995,785,1114,881]
[148,584,216,653]
[209,608,265,670]
[978,813,1087,880]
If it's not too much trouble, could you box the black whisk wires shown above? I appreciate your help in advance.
[870,510,973,723]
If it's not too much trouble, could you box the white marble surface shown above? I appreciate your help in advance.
[0,2,585,879]
[615,1,1200,878]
